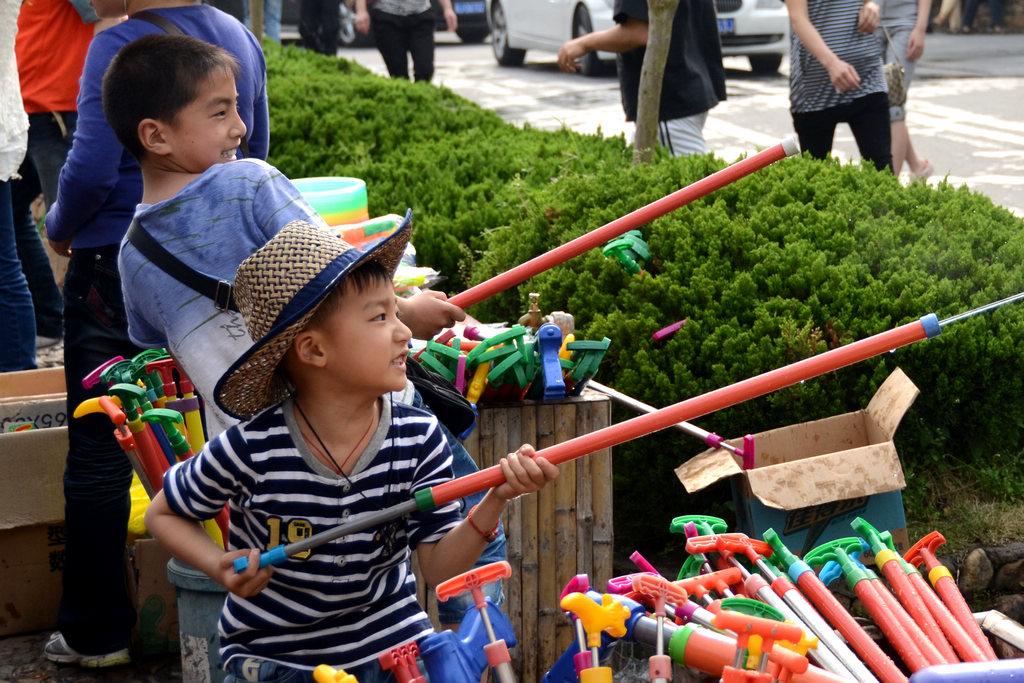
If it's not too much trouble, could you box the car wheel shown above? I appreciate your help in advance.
[456,26,490,43]
[339,0,375,47]
[490,0,525,66]
[749,54,783,75]
[573,6,612,77]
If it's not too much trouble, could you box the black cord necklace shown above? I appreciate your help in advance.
[294,399,374,477]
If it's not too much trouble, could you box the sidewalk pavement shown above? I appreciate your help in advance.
[913,31,1024,79]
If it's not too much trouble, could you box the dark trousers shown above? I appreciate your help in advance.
[791,92,893,173]
[370,9,436,82]
[11,112,74,339]
[962,0,1003,28]
[57,246,143,654]
[299,0,340,55]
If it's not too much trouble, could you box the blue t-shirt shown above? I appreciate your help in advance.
[119,158,326,435]
[47,5,268,248]
[162,397,461,671]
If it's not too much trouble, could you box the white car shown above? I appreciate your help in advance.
[487,0,617,77]
[715,0,789,74]
[488,0,788,77]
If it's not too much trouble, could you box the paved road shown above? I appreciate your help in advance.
[338,31,1024,217]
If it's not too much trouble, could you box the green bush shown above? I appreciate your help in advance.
[265,44,1024,553]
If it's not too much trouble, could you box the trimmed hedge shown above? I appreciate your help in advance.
[266,43,1024,552]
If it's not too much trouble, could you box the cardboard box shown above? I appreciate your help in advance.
[675,368,918,557]
[130,538,180,655]
[0,366,67,431]
[0,427,69,636]
[0,368,68,636]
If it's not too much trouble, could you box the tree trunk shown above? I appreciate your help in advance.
[252,0,264,41]
[633,0,679,165]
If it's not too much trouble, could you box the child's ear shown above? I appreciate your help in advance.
[292,329,328,368]
[138,118,172,157]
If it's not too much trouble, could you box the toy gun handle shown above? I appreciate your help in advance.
[436,561,512,605]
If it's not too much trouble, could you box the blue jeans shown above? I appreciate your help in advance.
[408,391,507,625]
[0,181,37,371]
[244,0,283,41]
[56,245,143,653]
[12,112,76,339]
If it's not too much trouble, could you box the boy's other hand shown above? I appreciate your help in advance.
[220,549,275,597]
[397,290,466,339]
[494,444,559,501]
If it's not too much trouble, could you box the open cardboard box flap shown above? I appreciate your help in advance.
[675,368,918,510]
[0,366,65,398]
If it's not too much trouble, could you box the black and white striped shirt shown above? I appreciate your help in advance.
[162,397,460,671]
[789,0,887,113]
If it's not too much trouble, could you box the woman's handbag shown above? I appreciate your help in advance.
[881,27,907,107]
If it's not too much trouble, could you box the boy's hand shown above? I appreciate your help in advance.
[493,444,559,501]
[397,290,466,339]
[218,549,275,597]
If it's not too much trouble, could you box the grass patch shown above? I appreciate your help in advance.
[906,466,1024,556]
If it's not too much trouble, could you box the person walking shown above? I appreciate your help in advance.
[355,0,457,82]
[880,0,933,179]
[785,0,893,172]
[556,0,726,157]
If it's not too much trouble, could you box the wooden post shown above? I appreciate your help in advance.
[416,392,612,678]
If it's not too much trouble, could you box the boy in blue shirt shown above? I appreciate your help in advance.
[106,33,467,438]
[105,25,506,640]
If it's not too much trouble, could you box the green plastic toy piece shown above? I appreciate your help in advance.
[141,408,191,457]
[720,597,786,622]
[130,349,170,389]
[804,537,871,592]
[602,230,650,275]
[107,382,150,416]
[100,359,136,387]
[464,325,527,367]
[676,553,705,581]
[669,514,729,537]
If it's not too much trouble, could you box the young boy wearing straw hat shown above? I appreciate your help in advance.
[145,219,560,681]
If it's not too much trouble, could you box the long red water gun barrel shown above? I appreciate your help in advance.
[238,289,1024,571]
[448,138,800,310]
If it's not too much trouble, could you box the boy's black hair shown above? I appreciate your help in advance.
[306,260,393,330]
[102,33,240,161]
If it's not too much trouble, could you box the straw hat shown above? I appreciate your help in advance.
[215,211,412,420]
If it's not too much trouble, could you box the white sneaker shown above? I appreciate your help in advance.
[35,335,61,349]
[43,631,131,668]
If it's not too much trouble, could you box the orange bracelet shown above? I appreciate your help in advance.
[467,504,500,542]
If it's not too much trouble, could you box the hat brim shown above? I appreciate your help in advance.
[214,210,413,420]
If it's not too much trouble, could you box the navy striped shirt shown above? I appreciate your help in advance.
[162,397,461,671]
[789,0,887,113]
